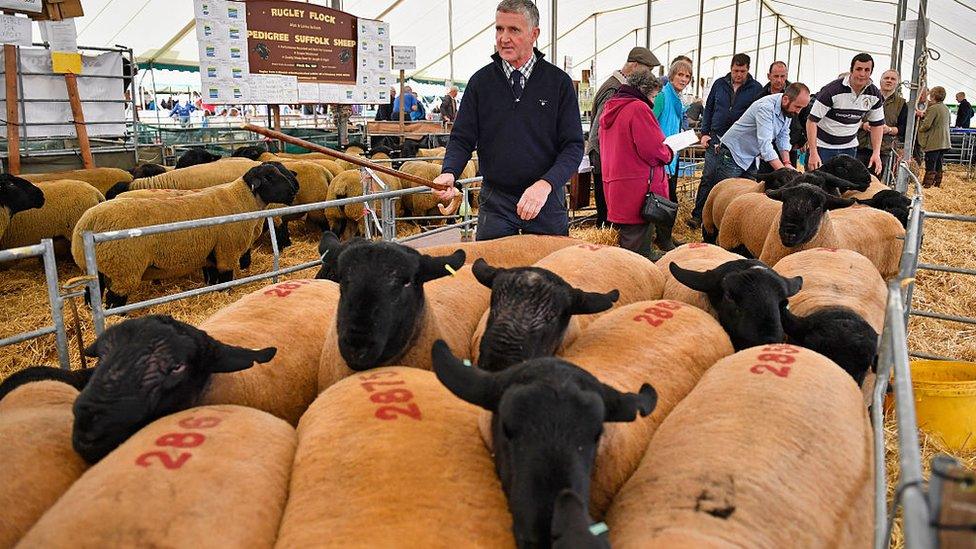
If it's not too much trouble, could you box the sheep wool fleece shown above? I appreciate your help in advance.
[605,345,873,548]
[19,405,296,548]
[70,179,268,295]
[717,192,784,256]
[199,279,340,425]
[656,243,745,316]
[0,179,104,249]
[417,234,580,268]
[702,178,764,235]
[276,367,513,548]
[21,167,132,196]
[0,382,88,548]
[559,300,734,518]
[129,158,259,191]
[773,247,887,332]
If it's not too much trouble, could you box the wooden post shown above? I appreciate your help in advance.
[271,104,283,152]
[64,73,94,169]
[4,44,21,174]
[398,69,405,144]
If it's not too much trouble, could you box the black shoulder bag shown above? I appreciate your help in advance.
[640,169,679,225]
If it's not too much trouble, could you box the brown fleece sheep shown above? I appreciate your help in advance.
[843,175,887,201]
[198,279,340,425]
[701,178,762,238]
[398,160,444,216]
[417,234,580,267]
[276,367,513,547]
[0,179,104,250]
[772,247,887,332]
[716,192,783,256]
[115,188,200,199]
[258,152,342,177]
[605,345,873,548]
[655,243,745,314]
[318,265,490,391]
[759,205,904,279]
[0,381,88,548]
[323,169,359,240]
[557,300,734,518]
[18,405,296,548]
[22,167,132,196]
[124,157,260,191]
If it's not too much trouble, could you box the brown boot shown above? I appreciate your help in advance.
[934,171,943,188]
[922,171,936,188]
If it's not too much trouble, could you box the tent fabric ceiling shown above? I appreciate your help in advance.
[62,0,975,97]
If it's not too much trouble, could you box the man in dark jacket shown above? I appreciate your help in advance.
[754,60,795,172]
[688,53,763,228]
[955,92,973,128]
[440,86,458,123]
[586,46,660,227]
[375,87,396,121]
[433,0,584,240]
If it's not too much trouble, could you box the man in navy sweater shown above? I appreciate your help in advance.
[687,53,762,229]
[433,0,584,240]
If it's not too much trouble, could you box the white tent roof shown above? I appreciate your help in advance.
[66,0,976,97]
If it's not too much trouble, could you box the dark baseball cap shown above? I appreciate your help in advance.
[627,47,661,68]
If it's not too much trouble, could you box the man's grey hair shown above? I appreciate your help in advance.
[668,59,693,81]
[496,0,540,28]
[627,69,662,97]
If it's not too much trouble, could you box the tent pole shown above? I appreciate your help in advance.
[695,0,704,96]
[894,0,909,70]
[448,0,455,83]
[787,27,793,70]
[756,2,763,66]
[732,0,739,54]
[593,15,598,76]
[897,0,928,196]
[645,0,652,48]
[773,17,779,61]
[550,0,557,64]
[796,40,802,81]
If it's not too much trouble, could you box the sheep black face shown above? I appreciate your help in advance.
[0,174,45,215]
[432,341,655,549]
[670,260,802,351]
[399,140,421,160]
[319,233,465,370]
[817,154,871,191]
[232,144,268,160]
[766,183,854,248]
[781,306,878,386]
[130,163,168,179]
[854,189,911,228]
[756,168,802,190]
[244,163,299,206]
[71,315,275,464]
[472,259,619,372]
[551,490,610,549]
[175,147,222,169]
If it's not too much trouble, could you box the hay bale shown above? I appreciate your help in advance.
[19,404,295,548]
[606,344,873,548]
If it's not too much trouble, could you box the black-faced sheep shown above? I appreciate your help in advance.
[0,179,104,252]
[551,490,611,549]
[129,163,168,179]
[316,234,488,391]
[655,243,745,314]
[0,174,45,242]
[69,315,278,463]
[174,147,222,169]
[105,157,260,198]
[231,144,268,159]
[21,167,133,196]
[854,189,911,228]
[433,341,657,548]
[19,405,296,547]
[71,164,299,309]
[762,183,905,277]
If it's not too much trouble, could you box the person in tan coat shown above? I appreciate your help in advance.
[917,86,952,188]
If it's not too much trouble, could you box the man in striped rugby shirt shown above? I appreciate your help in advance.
[805,53,885,175]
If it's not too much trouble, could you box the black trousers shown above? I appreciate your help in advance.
[475,184,569,241]
[589,151,608,226]
[925,149,948,172]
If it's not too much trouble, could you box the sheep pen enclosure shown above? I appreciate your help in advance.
[0,166,974,548]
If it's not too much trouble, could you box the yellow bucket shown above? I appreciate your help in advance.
[910,359,976,452]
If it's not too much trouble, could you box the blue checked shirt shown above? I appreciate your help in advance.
[721,93,792,171]
[502,53,538,93]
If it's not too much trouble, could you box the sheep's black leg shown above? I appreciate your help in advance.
[239,250,253,270]
[729,245,755,259]
[202,266,219,285]
[314,219,330,233]
[104,290,128,312]
[275,220,292,249]
[84,272,108,307]
[216,270,234,285]
[702,227,718,244]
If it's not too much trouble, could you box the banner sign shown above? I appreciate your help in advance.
[0,0,43,14]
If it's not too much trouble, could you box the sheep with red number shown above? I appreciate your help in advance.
[19,405,296,547]
[0,375,91,547]
[315,233,490,392]
[277,366,514,547]
[605,345,873,548]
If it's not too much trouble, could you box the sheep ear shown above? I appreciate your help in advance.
[824,195,855,210]
[785,275,803,297]
[569,288,619,315]
[602,382,657,422]
[431,340,501,410]
[765,188,785,201]
[83,342,99,358]
[816,171,857,191]
[472,258,502,289]
[208,337,277,373]
[418,250,466,284]
[669,262,721,293]
[242,165,271,191]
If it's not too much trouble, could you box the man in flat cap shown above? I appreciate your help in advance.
[586,46,661,227]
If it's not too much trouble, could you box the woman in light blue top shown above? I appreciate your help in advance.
[653,59,693,201]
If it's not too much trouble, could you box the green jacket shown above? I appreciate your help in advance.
[918,102,951,152]
[857,92,907,153]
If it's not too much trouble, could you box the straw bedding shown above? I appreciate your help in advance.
[0,170,972,546]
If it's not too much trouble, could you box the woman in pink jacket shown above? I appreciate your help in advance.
[600,70,674,259]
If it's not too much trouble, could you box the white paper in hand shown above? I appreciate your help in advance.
[663,130,699,153]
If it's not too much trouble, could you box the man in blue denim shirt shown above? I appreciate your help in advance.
[715,83,811,180]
